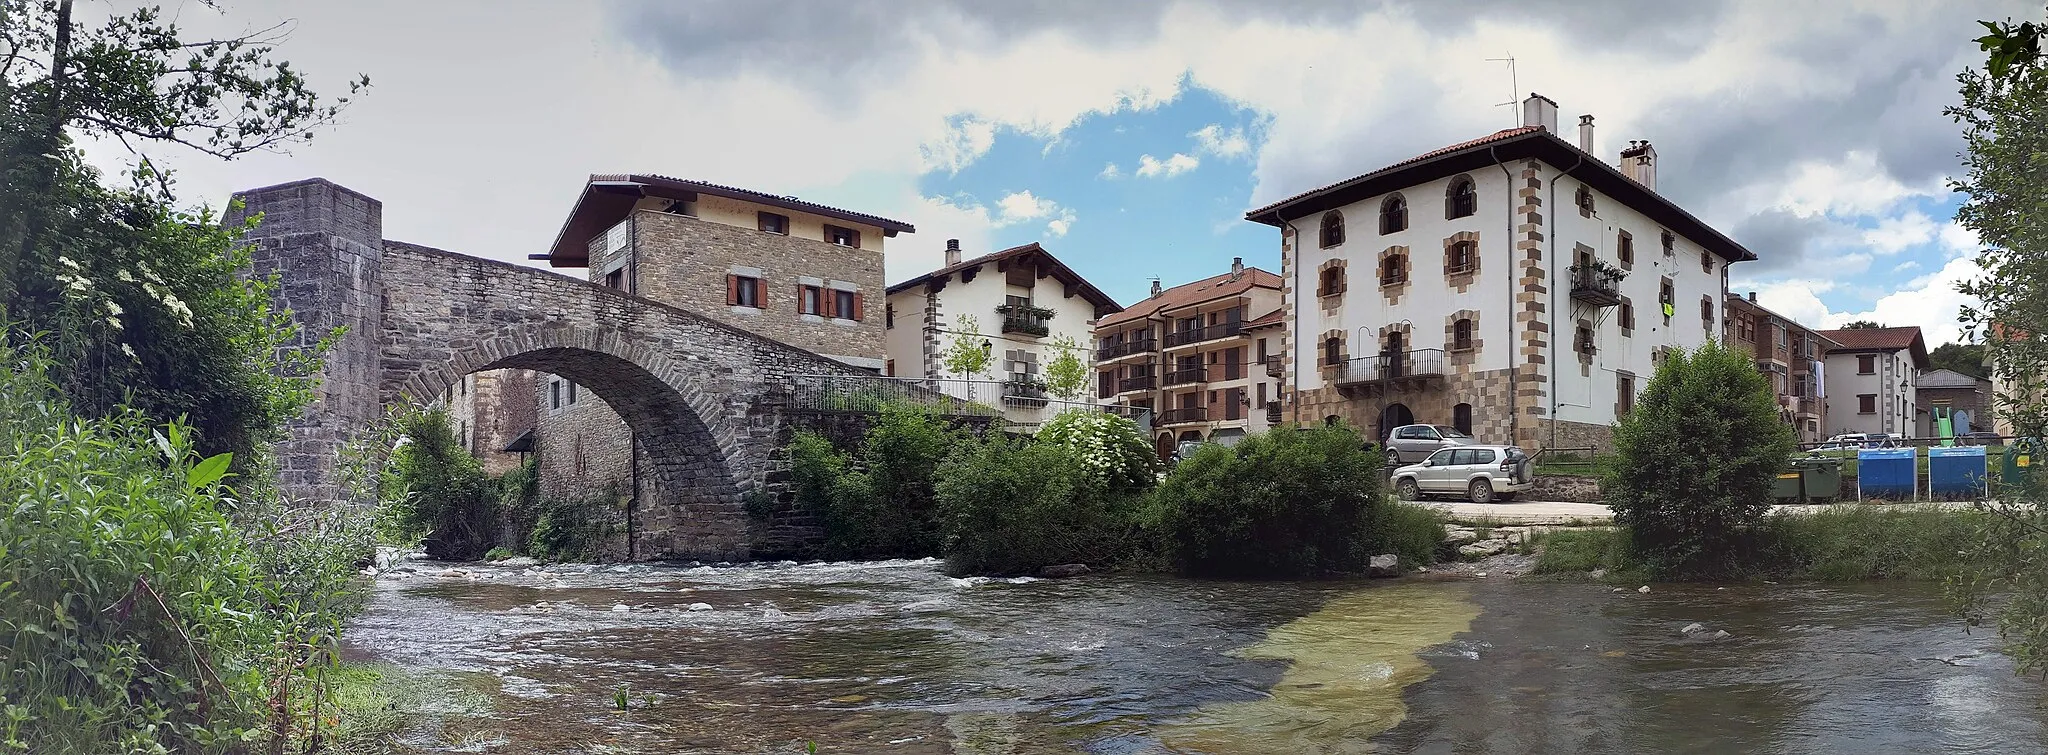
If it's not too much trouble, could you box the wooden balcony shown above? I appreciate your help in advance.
[1328,349,1447,396]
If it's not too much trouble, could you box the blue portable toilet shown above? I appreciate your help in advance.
[1929,446,1989,500]
[1858,448,1917,500]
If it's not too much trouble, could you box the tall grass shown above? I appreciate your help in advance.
[1532,507,1996,581]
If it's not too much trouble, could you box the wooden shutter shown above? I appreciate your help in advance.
[852,292,865,321]
[726,274,739,305]
[824,289,839,318]
[795,284,806,314]
[753,278,766,307]
[851,229,863,249]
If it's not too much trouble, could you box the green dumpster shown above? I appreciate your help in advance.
[1771,464,1805,502]
[1794,455,1843,503]
[2003,438,2040,494]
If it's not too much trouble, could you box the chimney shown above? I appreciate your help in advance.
[944,238,961,266]
[1748,291,1757,302]
[1149,278,1163,298]
[1619,140,1658,190]
[1577,114,1595,153]
[1521,92,1559,133]
[1230,256,1244,280]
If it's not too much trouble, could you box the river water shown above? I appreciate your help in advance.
[346,559,2047,754]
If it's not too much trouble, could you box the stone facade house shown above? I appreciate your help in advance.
[1818,326,1929,439]
[883,240,1122,428]
[1724,292,1838,444]
[438,368,539,475]
[531,174,914,502]
[1245,93,1755,450]
[1093,259,1285,459]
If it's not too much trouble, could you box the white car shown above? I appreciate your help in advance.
[1391,445,1533,503]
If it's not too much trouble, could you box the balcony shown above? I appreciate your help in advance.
[997,301,1055,338]
[1097,338,1158,361]
[1327,349,1447,395]
[1568,263,1626,307]
[1159,406,1208,425]
[1163,367,1207,386]
[1002,375,1049,409]
[1118,374,1157,393]
[1264,356,1284,378]
[1164,321,1245,349]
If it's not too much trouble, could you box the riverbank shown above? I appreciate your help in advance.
[1523,505,1996,583]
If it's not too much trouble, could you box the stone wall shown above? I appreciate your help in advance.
[1536,418,1615,453]
[445,368,535,476]
[1292,368,1518,444]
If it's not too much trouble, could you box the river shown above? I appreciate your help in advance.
[345,558,2047,754]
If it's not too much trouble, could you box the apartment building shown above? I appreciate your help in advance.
[1246,94,1755,450]
[532,174,914,500]
[883,240,1122,426]
[1725,292,1837,444]
[1819,326,1928,439]
[1094,259,1284,459]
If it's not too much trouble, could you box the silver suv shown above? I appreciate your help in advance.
[1391,445,1532,503]
[1385,424,1476,463]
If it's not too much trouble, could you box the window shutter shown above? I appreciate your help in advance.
[727,275,739,306]
[824,289,838,318]
[752,278,766,307]
[851,229,863,249]
[795,284,806,313]
[852,292,865,321]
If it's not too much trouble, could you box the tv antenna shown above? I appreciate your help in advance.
[1486,54,1518,127]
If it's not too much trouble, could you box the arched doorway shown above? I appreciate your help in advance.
[1453,403,1474,436]
[1379,402,1415,440]
[1156,433,1176,462]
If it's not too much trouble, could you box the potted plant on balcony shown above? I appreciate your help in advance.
[1002,375,1050,408]
[1571,259,1628,286]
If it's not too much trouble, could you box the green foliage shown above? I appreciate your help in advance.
[0,342,367,754]
[1148,423,1390,577]
[1773,507,1991,581]
[790,408,965,560]
[1041,333,1090,400]
[940,314,992,379]
[1373,502,1450,569]
[525,492,613,562]
[1949,4,2048,675]
[1531,529,1629,576]
[1930,341,1989,379]
[1840,320,1886,329]
[935,436,1143,575]
[387,410,500,560]
[1604,341,1797,578]
[1036,408,1156,492]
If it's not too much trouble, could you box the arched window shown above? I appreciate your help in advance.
[1323,336,1343,366]
[1453,318,1474,350]
[1319,211,1345,248]
[1445,177,1476,219]
[1381,254,1406,285]
[1380,195,1408,235]
[1575,185,1595,215]
[1319,265,1345,297]
[1453,403,1474,435]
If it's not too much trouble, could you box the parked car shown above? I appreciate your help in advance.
[1385,424,1477,463]
[1391,445,1532,503]
[1170,440,1205,466]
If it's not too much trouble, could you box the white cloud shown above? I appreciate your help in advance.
[1135,152,1200,178]
[1098,162,1122,179]
[920,118,998,174]
[995,190,1058,224]
[1047,213,1075,237]
[1189,123,1251,159]
[1754,252,1985,347]
[1862,211,1937,255]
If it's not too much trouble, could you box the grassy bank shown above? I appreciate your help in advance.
[1531,506,1996,582]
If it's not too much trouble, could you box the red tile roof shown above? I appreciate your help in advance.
[884,242,1121,312]
[1097,268,1282,328]
[1244,307,1285,330]
[1818,326,1930,368]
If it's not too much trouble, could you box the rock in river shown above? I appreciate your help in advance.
[1457,540,1509,559]
[1039,563,1092,578]
[1368,554,1402,578]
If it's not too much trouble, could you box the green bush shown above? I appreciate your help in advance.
[386,409,501,560]
[526,491,614,562]
[1769,507,1992,581]
[1036,408,1157,492]
[935,436,1142,575]
[1605,341,1797,579]
[1531,529,1629,575]
[789,407,966,560]
[0,344,364,753]
[1148,423,1387,577]
[1373,501,1449,568]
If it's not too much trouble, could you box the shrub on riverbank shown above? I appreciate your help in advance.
[789,407,967,559]
[935,435,1144,575]
[1606,342,1797,579]
[387,409,502,560]
[1148,423,1393,577]
[1532,508,1996,582]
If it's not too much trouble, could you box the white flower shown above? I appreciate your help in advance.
[119,343,137,359]
[116,270,136,283]
[57,256,80,270]
[104,300,123,317]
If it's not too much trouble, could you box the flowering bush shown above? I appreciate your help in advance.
[1036,409,1156,492]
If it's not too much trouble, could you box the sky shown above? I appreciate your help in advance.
[81,0,2039,348]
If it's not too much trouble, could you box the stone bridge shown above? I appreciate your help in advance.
[232,178,877,560]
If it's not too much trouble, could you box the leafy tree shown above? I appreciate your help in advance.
[1042,333,1090,400]
[1037,408,1155,492]
[1929,341,1988,378]
[1148,423,1388,577]
[1,1,366,466]
[1950,3,2048,675]
[1841,320,1886,330]
[936,435,1141,576]
[1603,341,1796,578]
[386,409,500,560]
[940,314,992,379]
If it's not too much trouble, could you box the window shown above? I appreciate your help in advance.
[1323,336,1342,366]
[661,199,695,216]
[1619,302,1635,332]
[833,289,859,320]
[1319,265,1345,297]
[1445,177,1476,219]
[1701,296,1714,326]
[549,381,562,410]
[1450,449,1489,466]
[1453,403,1474,435]
[1399,426,1440,441]
[885,303,895,329]
[1319,211,1345,248]
[1575,184,1595,215]
[1700,251,1714,274]
[1619,374,1636,415]
[1617,230,1634,265]
[1662,231,1675,256]
[1425,448,1455,466]
[1576,325,1596,355]
[603,268,625,289]
[757,211,789,235]
[567,382,579,405]
[1737,315,1754,342]
[1857,354,1876,374]
[1380,195,1408,235]
[1447,241,1476,274]
[1859,394,1878,414]
[799,285,822,315]
[1659,279,1674,323]
[825,224,861,248]
[1380,254,1406,285]
[728,274,764,308]
[1453,318,1474,351]
[460,375,468,397]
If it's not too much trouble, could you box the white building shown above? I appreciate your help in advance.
[1245,93,1756,451]
[884,240,1123,427]
[1818,326,1928,438]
